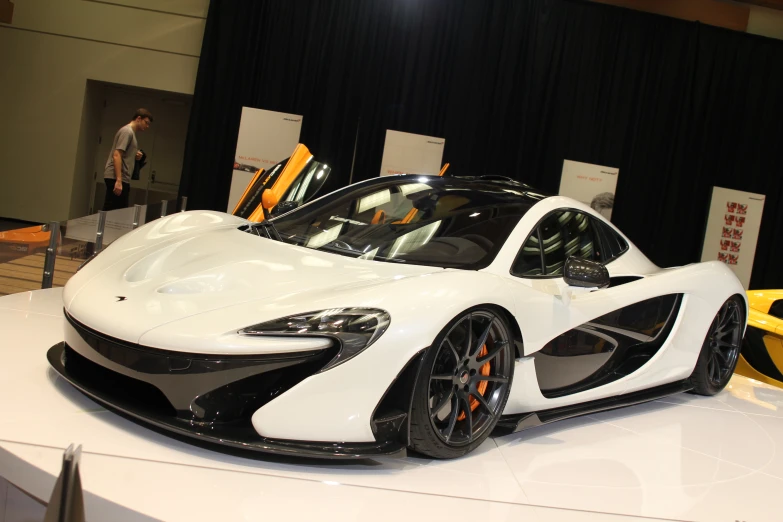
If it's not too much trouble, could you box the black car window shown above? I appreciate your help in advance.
[279,160,332,205]
[592,218,629,263]
[262,158,289,190]
[512,210,598,278]
[539,212,567,275]
[269,178,536,270]
[513,230,543,276]
[769,300,783,320]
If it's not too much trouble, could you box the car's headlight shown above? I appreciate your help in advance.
[239,308,390,371]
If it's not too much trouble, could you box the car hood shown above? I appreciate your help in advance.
[64,211,441,345]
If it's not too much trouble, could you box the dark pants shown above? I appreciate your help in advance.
[103,179,130,211]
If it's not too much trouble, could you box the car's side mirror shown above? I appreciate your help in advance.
[270,200,299,217]
[563,256,610,289]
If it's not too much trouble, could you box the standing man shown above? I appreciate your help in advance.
[102,108,153,211]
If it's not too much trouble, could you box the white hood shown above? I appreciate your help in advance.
[64,211,440,346]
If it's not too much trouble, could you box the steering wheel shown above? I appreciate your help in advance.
[326,239,354,251]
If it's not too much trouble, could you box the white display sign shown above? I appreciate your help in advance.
[103,206,144,245]
[65,207,147,244]
[700,186,765,289]
[64,214,99,243]
[379,130,445,177]
[226,108,303,212]
[559,160,620,220]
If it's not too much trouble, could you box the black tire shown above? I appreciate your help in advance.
[408,307,515,459]
[690,295,745,396]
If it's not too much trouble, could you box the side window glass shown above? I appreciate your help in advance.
[769,300,783,320]
[539,212,566,275]
[279,161,332,205]
[613,227,629,257]
[513,230,543,276]
[561,211,598,262]
[593,219,628,263]
[512,210,598,278]
[263,158,288,190]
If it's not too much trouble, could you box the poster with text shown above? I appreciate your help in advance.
[379,130,445,177]
[226,108,303,212]
[700,186,765,289]
[558,160,620,220]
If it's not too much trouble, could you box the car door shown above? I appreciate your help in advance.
[740,291,783,385]
[506,208,683,400]
[271,156,332,217]
[232,144,332,221]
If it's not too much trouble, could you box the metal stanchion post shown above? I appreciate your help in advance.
[180,196,188,212]
[43,443,86,522]
[160,200,168,218]
[41,221,60,289]
[95,210,107,252]
[132,204,142,229]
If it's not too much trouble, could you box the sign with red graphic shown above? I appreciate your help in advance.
[700,186,765,289]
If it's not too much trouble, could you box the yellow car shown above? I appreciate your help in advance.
[736,290,783,388]
[232,144,331,222]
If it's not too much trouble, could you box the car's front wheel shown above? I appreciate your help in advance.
[408,308,515,459]
[690,295,745,395]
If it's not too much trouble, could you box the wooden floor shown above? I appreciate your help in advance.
[0,253,81,297]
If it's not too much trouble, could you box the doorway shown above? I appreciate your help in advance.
[87,82,193,214]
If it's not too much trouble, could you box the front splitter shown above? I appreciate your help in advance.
[47,342,406,460]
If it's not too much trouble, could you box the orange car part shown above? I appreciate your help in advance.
[371,210,386,224]
[231,168,266,215]
[0,225,52,253]
[398,207,419,225]
[394,162,449,225]
[247,144,313,222]
[458,344,490,421]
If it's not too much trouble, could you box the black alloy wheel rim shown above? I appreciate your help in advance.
[707,299,742,387]
[427,311,512,446]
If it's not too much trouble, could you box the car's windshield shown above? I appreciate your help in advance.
[263,177,537,269]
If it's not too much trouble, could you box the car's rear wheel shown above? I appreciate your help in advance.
[690,295,744,396]
[408,308,514,459]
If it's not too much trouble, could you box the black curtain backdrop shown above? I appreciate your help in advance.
[180,0,783,289]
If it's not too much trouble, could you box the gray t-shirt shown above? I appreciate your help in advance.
[103,124,137,184]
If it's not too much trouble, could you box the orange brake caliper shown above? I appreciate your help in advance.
[458,344,490,421]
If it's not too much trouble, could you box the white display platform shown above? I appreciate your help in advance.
[0,289,781,522]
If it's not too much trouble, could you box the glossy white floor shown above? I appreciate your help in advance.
[0,289,778,522]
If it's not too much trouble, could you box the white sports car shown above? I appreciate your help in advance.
[48,175,747,459]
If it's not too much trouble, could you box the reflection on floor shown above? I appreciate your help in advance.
[0,253,79,297]
[0,476,46,522]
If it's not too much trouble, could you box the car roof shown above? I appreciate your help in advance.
[354,174,552,206]
[451,175,552,197]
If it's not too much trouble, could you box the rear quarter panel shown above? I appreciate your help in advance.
[501,260,747,414]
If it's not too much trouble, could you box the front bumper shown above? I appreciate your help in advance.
[46,313,406,459]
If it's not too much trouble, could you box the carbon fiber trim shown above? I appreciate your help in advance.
[48,342,406,459]
[495,379,693,435]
